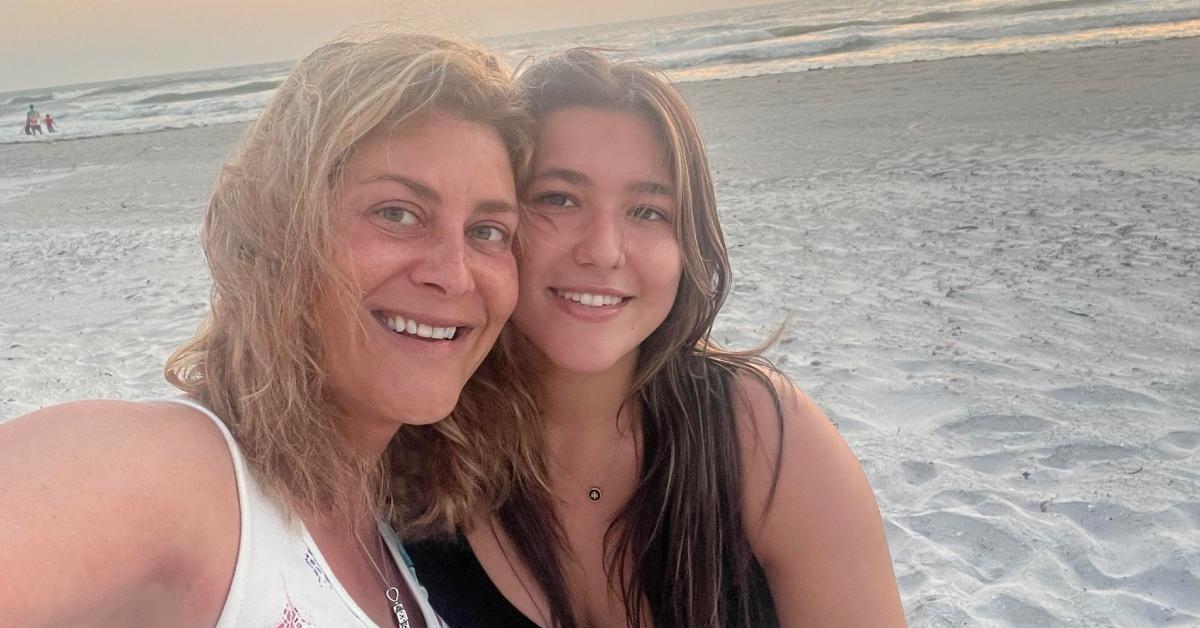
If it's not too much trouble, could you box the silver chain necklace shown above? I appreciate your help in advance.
[354,525,411,628]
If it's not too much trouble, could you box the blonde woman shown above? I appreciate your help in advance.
[0,26,534,627]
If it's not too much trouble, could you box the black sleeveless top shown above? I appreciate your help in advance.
[405,533,778,627]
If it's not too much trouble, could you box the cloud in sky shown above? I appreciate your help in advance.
[0,0,769,92]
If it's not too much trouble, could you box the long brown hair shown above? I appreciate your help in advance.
[164,24,540,529]
[503,48,785,627]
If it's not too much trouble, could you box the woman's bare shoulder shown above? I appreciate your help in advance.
[10,397,220,438]
[0,398,240,622]
[3,398,236,485]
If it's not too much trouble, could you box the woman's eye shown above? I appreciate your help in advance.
[537,193,577,208]
[470,224,509,243]
[378,206,418,225]
[631,205,668,222]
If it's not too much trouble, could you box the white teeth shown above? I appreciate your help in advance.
[557,290,623,308]
[384,314,459,341]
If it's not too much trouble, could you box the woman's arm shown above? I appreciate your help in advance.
[734,370,906,627]
[0,400,239,626]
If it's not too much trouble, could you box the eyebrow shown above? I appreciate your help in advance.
[365,173,516,215]
[364,174,440,202]
[477,200,519,215]
[534,167,674,197]
[534,168,590,187]
[627,180,674,197]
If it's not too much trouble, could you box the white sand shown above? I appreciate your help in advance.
[2,38,1198,626]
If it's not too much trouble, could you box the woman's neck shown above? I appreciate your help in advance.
[538,351,639,455]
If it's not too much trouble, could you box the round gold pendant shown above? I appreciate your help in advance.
[587,487,602,502]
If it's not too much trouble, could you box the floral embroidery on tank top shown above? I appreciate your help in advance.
[276,592,317,628]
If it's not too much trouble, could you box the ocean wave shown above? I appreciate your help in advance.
[82,81,165,100]
[133,80,281,105]
[654,34,875,70]
[767,0,1121,40]
[768,19,883,40]
[916,8,1200,43]
[661,4,1199,73]
[4,93,54,106]
[658,29,777,52]
[648,0,1125,61]
[78,73,242,101]
[0,116,253,145]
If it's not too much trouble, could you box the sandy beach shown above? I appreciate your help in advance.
[2,37,1198,627]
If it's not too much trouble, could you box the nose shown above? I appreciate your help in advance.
[409,230,475,297]
[572,210,627,269]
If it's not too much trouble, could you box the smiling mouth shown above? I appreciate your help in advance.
[551,288,630,308]
[372,311,468,342]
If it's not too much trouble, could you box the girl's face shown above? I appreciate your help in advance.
[320,111,520,428]
[511,106,683,375]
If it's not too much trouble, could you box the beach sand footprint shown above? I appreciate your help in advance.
[1037,442,1142,470]
[938,413,1056,438]
[1043,384,1164,409]
[937,414,1058,474]
[906,510,1031,583]
[1155,430,1200,458]
[901,459,939,485]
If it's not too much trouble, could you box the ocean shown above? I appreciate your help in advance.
[3,0,1198,144]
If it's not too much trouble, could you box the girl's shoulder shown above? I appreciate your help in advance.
[726,366,907,625]
[725,362,872,541]
[724,361,822,442]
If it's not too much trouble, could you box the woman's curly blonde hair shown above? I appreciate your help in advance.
[165,24,543,530]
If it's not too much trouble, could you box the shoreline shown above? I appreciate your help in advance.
[685,33,1200,89]
[6,35,1198,150]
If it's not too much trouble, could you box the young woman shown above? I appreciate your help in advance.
[0,27,535,627]
[405,49,906,627]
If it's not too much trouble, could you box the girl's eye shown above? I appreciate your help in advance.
[631,205,668,222]
[537,193,577,208]
[470,224,509,243]
[378,206,419,225]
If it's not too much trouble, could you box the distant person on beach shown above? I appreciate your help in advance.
[42,113,55,133]
[24,104,41,135]
[404,48,907,627]
[0,25,534,626]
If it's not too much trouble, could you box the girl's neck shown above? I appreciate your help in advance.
[539,351,639,449]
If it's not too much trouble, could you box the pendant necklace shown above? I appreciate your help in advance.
[576,441,620,503]
[355,525,411,628]
[558,426,631,503]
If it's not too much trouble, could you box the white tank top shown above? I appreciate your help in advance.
[162,397,444,628]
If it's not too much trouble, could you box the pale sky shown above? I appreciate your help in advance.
[1,0,771,93]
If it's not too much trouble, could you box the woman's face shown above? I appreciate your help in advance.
[511,106,683,374]
[320,111,519,427]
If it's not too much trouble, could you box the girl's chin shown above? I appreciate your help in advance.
[540,349,632,375]
[513,331,638,375]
